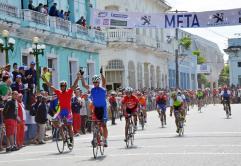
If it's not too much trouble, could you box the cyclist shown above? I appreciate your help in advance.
[137,91,147,123]
[80,68,108,147]
[196,89,204,111]
[220,86,231,115]
[41,72,81,146]
[170,92,184,133]
[122,87,139,142]
[156,91,168,125]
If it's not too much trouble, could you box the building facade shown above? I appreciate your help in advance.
[96,0,197,90]
[192,34,224,89]
[224,38,241,86]
[0,0,105,88]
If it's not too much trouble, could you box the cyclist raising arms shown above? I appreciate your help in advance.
[42,72,81,146]
[122,87,139,142]
[80,68,109,147]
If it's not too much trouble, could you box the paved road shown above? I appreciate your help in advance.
[1,104,241,166]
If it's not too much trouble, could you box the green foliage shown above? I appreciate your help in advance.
[197,56,206,64]
[179,36,192,49]
[197,73,209,88]
[192,49,201,56]
[218,64,229,86]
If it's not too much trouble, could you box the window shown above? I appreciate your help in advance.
[48,59,53,68]
[238,62,241,67]
[22,55,28,66]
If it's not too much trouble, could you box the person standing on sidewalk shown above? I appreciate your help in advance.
[34,96,48,144]
[16,93,26,148]
[71,88,82,136]
[80,93,88,134]
[109,91,117,125]
[3,91,19,152]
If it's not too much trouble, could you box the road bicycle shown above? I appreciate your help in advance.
[52,118,74,153]
[125,114,135,148]
[223,100,231,119]
[91,120,105,159]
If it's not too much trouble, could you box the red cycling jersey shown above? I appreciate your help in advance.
[55,88,73,111]
[122,95,139,110]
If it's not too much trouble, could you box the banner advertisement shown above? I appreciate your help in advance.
[91,8,241,29]
[197,64,211,74]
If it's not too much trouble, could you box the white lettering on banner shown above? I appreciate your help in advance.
[91,8,241,29]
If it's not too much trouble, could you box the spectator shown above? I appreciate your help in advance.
[43,5,48,15]
[49,3,57,16]
[16,93,26,148]
[64,11,70,20]
[12,63,19,82]
[109,91,117,125]
[34,96,48,144]
[2,64,11,77]
[0,75,12,101]
[71,88,81,135]
[3,91,19,152]
[59,10,64,19]
[25,62,37,110]
[28,0,35,11]
[0,107,3,151]
[11,75,24,94]
[36,3,43,13]
[80,93,88,134]
[76,16,86,27]
[42,67,51,94]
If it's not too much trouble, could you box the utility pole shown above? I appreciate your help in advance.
[169,10,187,89]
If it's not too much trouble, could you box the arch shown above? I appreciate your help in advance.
[106,59,124,70]
[128,61,136,89]
[105,59,124,90]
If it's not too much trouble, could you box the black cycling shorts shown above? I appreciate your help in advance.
[94,107,104,121]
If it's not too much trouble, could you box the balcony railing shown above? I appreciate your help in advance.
[106,29,136,42]
[0,2,20,20]
[56,17,71,32]
[23,9,49,26]
[76,24,88,36]
[95,30,105,41]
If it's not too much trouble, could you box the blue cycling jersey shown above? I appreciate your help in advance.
[90,87,107,107]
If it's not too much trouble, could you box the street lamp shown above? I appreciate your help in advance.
[29,36,46,92]
[0,30,15,64]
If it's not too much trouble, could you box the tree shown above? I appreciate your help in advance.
[180,36,192,50]
[218,64,229,86]
[192,49,206,64]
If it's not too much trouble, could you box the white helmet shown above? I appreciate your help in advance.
[92,75,101,82]
[125,87,133,93]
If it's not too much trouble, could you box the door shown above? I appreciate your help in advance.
[48,58,58,87]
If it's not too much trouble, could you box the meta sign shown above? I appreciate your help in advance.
[91,8,241,29]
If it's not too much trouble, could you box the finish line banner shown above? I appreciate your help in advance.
[91,8,241,28]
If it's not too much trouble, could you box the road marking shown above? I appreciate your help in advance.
[2,144,241,156]
[1,152,241,163]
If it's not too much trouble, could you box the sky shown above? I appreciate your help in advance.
[166,0,241,61]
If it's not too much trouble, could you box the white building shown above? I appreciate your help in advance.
[96,0,176,90]
[192,35,224,88]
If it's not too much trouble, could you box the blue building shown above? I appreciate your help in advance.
[224,38,241,86]
[0,0,105,88]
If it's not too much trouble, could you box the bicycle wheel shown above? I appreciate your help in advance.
[126,124,130,148]
[99,133,105,155]
[92,131,99,159]
[65,128,74,151]
[141,115,144,130]
[55,128,65,153]
[130,123,134,146]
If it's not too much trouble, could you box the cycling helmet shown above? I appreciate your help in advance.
[60,81,67,87]
[171,92,177,97]
[125,87,133,93]
[92,75,101,82]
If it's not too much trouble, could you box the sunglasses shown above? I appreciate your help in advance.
[93,82,99,84]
